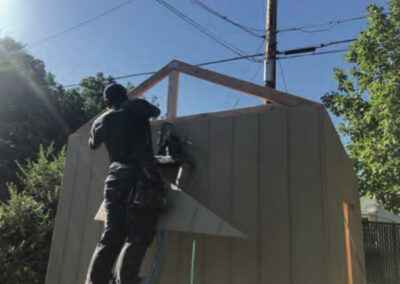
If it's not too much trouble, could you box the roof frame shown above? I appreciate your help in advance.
[128,60,316,118]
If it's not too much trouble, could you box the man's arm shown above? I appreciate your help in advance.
[88,117,106,150]
[128,99,161,119]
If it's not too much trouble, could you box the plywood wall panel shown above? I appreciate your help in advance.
[318,109,330,284]
[177,233,196,284]
[174,118,210,284]
[342,157,367,284]
[175,118,209,204]
[203,116,234,284]
[231,113,259,284]
[289,107,324,284]
[259,108,291,284]
[59,134,94,284]
[323,113,347,284]
[76,146,109,283]
[158,231,182,283]
[45,134,80,284]
[46,104,365,284]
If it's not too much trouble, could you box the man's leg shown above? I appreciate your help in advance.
[86,187,127,284]
[116,209,159,284]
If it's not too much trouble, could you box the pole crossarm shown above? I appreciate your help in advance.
[128,59,316,107]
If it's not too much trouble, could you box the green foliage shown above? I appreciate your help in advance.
[0,145,65,283]
[16,144,65,219]
[52,73,112,133]
[322,1,400,213]
[0,37,109,199]
[0,37,67,198]
[0,36,130,282]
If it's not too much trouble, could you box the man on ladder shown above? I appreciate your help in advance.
[85,83,165,284]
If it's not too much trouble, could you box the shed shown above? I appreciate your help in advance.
[361,197,400,224]
[45,60,366,284]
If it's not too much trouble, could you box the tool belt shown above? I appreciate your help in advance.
[127,163,168,211]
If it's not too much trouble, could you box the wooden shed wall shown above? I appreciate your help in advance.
[45,104,365,284]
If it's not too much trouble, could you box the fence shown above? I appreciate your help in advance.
[363,221,400,284]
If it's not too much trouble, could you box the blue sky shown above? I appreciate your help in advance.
[0,0,388,116]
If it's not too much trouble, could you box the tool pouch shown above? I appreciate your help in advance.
[127,164,168,211]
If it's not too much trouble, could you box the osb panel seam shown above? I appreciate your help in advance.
[286,108,294,284]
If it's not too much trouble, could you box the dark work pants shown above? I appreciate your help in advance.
[86,176,159,284]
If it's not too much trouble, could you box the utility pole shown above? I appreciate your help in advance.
[264,0,278,88]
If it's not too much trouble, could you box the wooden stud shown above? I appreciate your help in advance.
[343,202,354,284]
[127,64,172,98]
[167,70,180,119]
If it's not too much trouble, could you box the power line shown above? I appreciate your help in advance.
[277,48,348,60]
[278,60,288,92]
[197,52,264,66]
[191,0,264,39]
[278,38,356,55]
[154,0,256,61]
[63,52,265,88]
[277,15,367,34]
[227,41,264,109]
[319,38,356,47]
[63,46,351,88]
[24,0,137,49]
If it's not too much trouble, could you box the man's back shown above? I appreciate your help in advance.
[89,99,160,163]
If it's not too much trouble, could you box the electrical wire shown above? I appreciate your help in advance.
[278,38,356,55]
[226,40,264,108]
[277,15,367,34]
[154,0,257,61]
[191,0,264,38]
[63,45,351,88]
[277,48,348,60]
[63,52,265,88]
[278,60,288,92]
[319,38,356,48]
[24,0,137,49]
[196,52,264,66]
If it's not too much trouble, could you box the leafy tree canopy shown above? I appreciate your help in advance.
[322,0,400,213]
[0,37,66,198]
[0,37,110,198]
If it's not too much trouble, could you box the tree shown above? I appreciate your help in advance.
[0,37,67,199]
[0,145,65,283]
[322,0,400,213]
[0,37,111,199]
[51,72,113,133]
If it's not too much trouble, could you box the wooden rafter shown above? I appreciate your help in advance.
[128,59,317,107]
[128,64,173,97]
